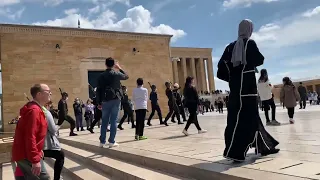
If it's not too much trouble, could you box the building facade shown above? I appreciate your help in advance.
[0,24,214,132]
[170,47,214,93]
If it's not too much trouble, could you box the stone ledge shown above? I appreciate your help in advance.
[0,24,173,41]
[171,47,212,52]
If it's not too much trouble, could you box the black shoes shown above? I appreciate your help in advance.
[118,125,124,130]
[69,132,78,136]
[87,128,94,134]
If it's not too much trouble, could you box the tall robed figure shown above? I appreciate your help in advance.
[217,19,279,162]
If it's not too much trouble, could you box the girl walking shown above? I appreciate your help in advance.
[182,76,207,136]
[280,77,300,124]
[257,69,280,126]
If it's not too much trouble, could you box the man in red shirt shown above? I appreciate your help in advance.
[12,84,51,180]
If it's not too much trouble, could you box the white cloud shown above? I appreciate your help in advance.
[252,6,320,49]
[88,5,100,15]
[302,6,320,17]
[286,55,320,67]
[33,5,186,42]
[43,0,64,6]
[64,8,79,15]
[0,0,20,7]
[223,0,279,9]
[1,0,130,7]
[0,6,25,20]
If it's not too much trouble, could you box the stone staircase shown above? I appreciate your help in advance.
[1,137,245,180]
[57,137,247,180]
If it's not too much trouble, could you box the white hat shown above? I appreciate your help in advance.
[173,83,179,88]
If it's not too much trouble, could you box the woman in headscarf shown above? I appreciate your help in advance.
[217,19,279,162]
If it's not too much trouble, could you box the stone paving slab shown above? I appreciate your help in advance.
[59,105,320,179]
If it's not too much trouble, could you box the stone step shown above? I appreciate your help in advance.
[44,158,72,180]
[1,162,15,180]
[59,138,245,180]
[1,161,60,180]
[59,137,314,180]
[45,153,110,180]
[61,143,188,180]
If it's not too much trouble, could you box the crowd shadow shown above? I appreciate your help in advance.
[190,153,271,177]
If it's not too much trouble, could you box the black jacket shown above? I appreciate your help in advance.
[298,85,307,98]
[58,99,68,118]
[172,89,182,105]
[166,88,175,102]
[183,86,199,108]
[73,103,83,115]
[149,91,158,105]
[96,69,129,104]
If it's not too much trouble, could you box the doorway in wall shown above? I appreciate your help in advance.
[87,71,104,99]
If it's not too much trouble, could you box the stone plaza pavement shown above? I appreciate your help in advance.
[59,105,320,179]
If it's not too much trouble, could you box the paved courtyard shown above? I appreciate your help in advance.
[59,105,320,179]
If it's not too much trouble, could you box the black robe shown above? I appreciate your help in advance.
[217,39,279,161]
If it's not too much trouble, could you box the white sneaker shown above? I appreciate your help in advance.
[289,119,295,124]
[182,129,189,136]
[99,143,105,148]
[198,130,207,134]
[109,142,119,148]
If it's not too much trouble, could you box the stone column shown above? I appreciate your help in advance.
[181,57,188,81]
[172,58,179,83]
[206,57,215,91]
[199,58,207,91]
[190,58,197,81]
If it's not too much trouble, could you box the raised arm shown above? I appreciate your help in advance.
[115,69,129,80]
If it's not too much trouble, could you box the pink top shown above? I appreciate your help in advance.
[15,166,23,176]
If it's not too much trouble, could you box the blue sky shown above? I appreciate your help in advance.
[0,0,320,91]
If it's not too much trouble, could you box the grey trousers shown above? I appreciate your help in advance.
[16,159,50,180]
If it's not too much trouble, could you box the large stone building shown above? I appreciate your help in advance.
[0,24,214,132]
[170,47,215,92]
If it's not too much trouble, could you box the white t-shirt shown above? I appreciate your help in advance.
[132,86,148,110]
[257,80,273,101]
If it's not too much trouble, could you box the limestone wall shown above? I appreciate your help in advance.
[0,24,173,132]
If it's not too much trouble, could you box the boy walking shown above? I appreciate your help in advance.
[132,78,148,140]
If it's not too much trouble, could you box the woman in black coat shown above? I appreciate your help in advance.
[182,76,207,136]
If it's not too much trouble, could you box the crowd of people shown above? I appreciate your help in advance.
[11,18,310,179]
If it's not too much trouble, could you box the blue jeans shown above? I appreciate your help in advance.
[99,99,121,144]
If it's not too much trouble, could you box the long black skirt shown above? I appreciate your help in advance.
[223,96,279,161]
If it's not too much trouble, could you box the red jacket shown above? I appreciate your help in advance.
[12,101,48,164]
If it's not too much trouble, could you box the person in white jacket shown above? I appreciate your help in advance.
[257,69,280,126]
